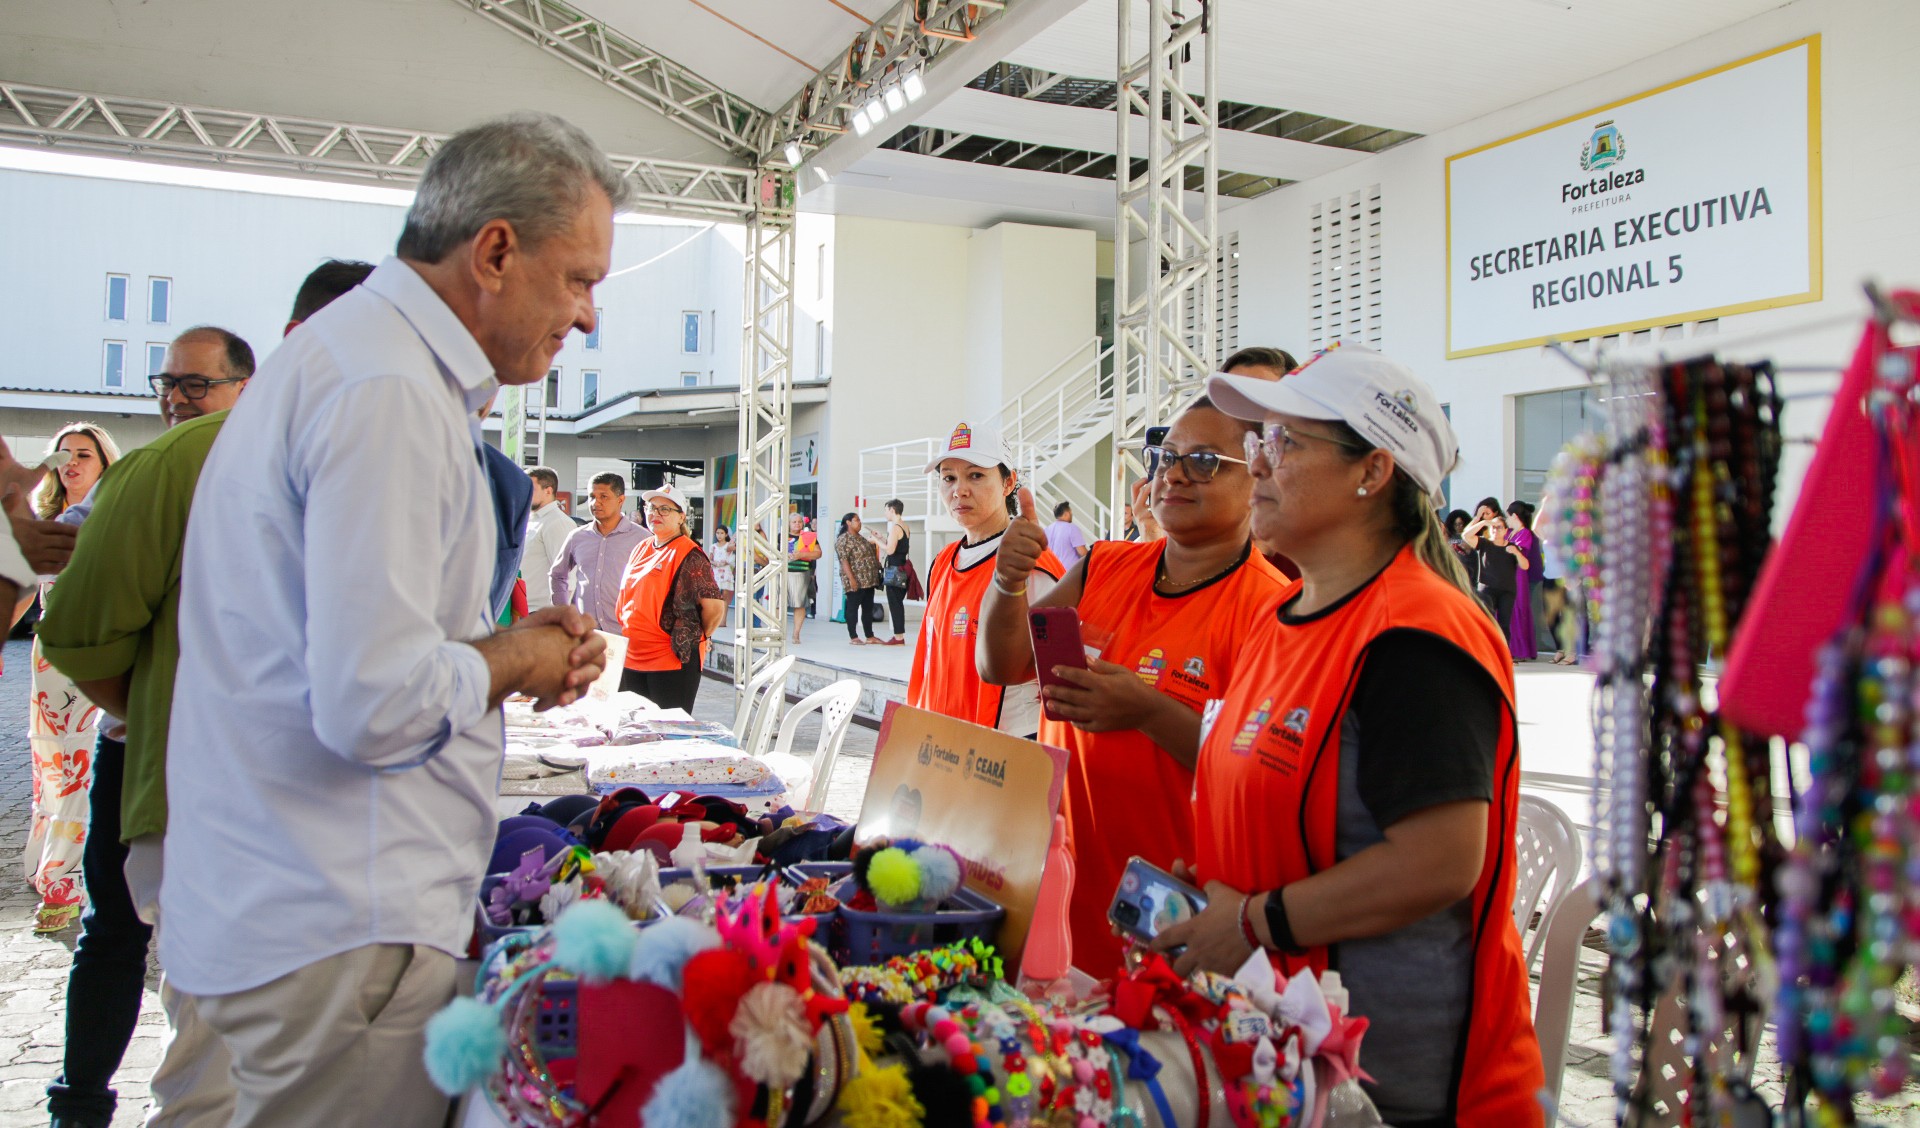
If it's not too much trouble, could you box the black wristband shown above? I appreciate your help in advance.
[1263,885,1307,955]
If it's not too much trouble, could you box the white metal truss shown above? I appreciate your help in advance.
[763,0,1009,165]
[456,0,767,159]
[732,171,798,725]
[1110,0,1219,535]
[0,81,757,223]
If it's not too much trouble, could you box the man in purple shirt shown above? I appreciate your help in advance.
[1045,501,1089,562]
[549,472,647,628]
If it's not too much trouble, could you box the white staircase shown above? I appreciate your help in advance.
[859,335,1144,543]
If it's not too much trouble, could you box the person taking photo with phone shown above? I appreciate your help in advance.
[1460,495,1526,649]
[1151,346,1542,1128]
[906,422,1064,738]
[978,396,1293,973]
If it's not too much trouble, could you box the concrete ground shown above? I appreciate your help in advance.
[0,636,1911,1126]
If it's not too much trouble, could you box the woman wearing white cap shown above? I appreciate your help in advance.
[614,484,726,713]
[1150,346,1544,1127]
[907,421,1066,737]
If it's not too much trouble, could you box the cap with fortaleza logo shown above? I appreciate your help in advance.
[1203,343,1458,501]
[924,420,1014,474]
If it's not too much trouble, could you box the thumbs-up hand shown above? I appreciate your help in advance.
[995,486,1050,591]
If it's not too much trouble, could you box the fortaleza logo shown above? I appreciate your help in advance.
[963,748,1008,788]
[1370,388,1422,433]
[1564,119,1644,203]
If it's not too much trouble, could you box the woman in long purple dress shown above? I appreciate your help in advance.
[1504,500,1542,660]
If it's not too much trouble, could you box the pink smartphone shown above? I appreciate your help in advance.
[1029,607,1090,722]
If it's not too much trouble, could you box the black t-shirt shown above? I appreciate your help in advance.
[1278,590,1501,829]
[1473,539,1518,594]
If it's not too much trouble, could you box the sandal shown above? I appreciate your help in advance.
[33,903,80,934]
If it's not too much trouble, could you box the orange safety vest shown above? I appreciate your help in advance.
[1192,546,1543,1126]
[616,534,705,672]
[907,535,1064,732]
[1041,539,1294,976]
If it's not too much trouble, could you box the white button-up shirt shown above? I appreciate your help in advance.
[523,502,574,613]
[162,257,500,995]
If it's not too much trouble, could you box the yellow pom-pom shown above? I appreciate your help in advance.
[848,1003,885,1060]
[866,847,922,907]
[838,1063,925,1128]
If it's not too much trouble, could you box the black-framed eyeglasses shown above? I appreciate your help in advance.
[645,504,683,516]
[1142,445,1249,483]
[151,374,246,400]
[1243,423,1369,468]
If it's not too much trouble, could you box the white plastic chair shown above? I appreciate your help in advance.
[758,679,861,813]
[733,653,797,759]
[1513,794,1582,975]
[1532,873,1602,1115]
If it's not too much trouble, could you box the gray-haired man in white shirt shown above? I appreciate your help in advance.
[162,113,621,1128]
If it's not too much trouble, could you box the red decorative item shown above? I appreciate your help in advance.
[575,980,686,1123]
[1721,292,1920,735]
[681,947,754,1057]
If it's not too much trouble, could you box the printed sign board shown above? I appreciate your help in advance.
[857,704,1068,965]
[1446,37,1820,357]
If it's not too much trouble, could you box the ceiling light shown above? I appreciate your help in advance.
[850,108,873,137]
[902,69,927,102]
[812,166,831,184]
[864,98,888,127]
[783,141,804,167]
[883,83,906,114]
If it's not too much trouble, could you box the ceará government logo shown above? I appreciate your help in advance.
[1563,119,1643,204]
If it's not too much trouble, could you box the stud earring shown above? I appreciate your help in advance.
[1356,487,1369,497]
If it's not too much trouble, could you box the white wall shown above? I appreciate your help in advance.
[1228,0,1918,513]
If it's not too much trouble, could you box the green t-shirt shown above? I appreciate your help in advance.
[38,411,227,843]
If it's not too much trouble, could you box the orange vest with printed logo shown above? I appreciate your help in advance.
[1040,539,1294,976]
[907,536,1064,731]
[1193,546,1543,1126]
[616,534,703,671]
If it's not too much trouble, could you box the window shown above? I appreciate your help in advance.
[1513,387,1601,507]
[1309,185,1383,351]
[543,368,560,411]
[584,310,601,350]
[146,343,168,380]
[582,370,599,409]
[814,323,827,380]
[105,274,128,321]
[148,277,172,324]
[1184,231,1240,364]
[103,341,126,388]
[681,311,702,354]
[681,372,701,388]
[816,243,826,301]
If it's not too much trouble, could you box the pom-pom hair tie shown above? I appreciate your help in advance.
[630,915,720,991]
[549,898,638,984]
[422,996,507,1095]
[642,1058,736,1128]
[866,847,923,907]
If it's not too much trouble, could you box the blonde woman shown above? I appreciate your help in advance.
[22,422,119,932]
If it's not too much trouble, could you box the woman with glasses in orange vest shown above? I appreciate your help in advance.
[907,422,1065,738]
[1152,346,1544,1128]
[978,396,1294,975]
[615,485,727,714]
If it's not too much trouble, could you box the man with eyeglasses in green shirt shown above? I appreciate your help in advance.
[39,323,254,1128]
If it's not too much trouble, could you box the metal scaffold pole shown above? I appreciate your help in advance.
[1111,0,1219,536]
[733,170,797,727]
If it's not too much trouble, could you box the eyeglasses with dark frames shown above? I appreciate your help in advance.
[1141,444,1250,483]
[151,374,246,400]
[1243,422,1370,468]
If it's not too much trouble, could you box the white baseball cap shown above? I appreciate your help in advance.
[924,420,1014,474]
[640,484,690,513]
[1204,344,1458,500]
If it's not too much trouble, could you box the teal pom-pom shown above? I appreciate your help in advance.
[642,1058,735,1128]
[551,898,638,984]
[913,844,963,905]
[422,996,505,1095]
[630,916,720,991]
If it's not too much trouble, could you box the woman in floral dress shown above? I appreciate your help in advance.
[21,423,117,932]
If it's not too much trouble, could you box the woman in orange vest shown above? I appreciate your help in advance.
[978,397,1294,975]
[1152,345,1544,1128]
[906,421,1065,737]
[615,484,727,713]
